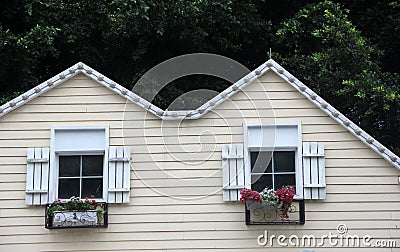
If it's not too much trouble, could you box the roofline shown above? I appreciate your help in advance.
[0,60,399,170]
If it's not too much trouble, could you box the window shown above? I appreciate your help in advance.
[58,155,104,199]
[250,151,296,192]
[25,126,132,205]
[244,122,303,199]
[49,126,109,201]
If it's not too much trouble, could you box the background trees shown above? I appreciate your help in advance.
[0,0,399,152]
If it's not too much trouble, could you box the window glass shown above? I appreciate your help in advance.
[58,155,103,199]
[274,151,295,172]
[82,178,103,198]
[251,151,272,173]
[82,155,104,176]
[251,174,272,192]
[58,178,79,199]
[59,156,80,177]
[275,174,296,189]
[250,151,296,192]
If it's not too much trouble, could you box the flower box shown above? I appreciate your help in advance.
[245,199,305,225]
[45,197,108,229]
[245,200,276,210]
[240,186,305,225]
[52,210,99,227]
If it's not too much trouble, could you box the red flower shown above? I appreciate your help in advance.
[239,188,261,203]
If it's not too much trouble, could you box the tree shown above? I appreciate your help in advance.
[275,0,400,152]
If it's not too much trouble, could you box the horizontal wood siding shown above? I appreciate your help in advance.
[0,72,399,251]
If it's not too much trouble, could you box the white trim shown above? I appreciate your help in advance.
[108,188,130,192]
[0,59,398,170]
[25,189,48,193]
[27,158,49,163]
[109,157,130,162]
[49,126,109,202]
[222,185,245,190]
[243,122,304,199]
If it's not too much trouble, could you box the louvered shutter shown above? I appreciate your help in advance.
[108,146,131,203]
[25,147,50,205]
[222,144,247,201]
[302,142,326,199]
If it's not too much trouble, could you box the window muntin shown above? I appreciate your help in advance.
[250,151,296,192]
[58,155,104,199]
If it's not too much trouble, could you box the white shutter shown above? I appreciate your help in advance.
[302,142,326,199]
[25,147,49,205]
[108,146,131,203]
[222,144,247,201]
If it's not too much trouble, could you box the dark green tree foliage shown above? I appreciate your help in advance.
[275,1,400,152]
[0,0,399,152]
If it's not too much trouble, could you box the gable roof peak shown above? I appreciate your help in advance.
[0,59,399,170]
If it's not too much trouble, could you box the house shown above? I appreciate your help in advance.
[0,59,399,251]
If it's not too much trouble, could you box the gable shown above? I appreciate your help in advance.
[0,60,398,170]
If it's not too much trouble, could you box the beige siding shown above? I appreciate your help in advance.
[0,72,399,251]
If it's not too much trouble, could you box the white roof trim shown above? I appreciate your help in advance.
[1,60,399,170]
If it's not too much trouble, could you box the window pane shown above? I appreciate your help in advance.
[251,151,272,173]
[58,178,79,199]
[274,151,295,172]
[82,178,103,198]
[59,156,80,177]
[274,174,296,191]
[251,174,272,192]
[82,155,104,176]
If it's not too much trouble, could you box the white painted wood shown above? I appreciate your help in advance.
[53,127,106,152]
[221,144,245,201]
[49,129,57,202]
[244,122,303,199]
[108,188,130,192]
[26,158,49,163]
[221,144,229,201]
[109,157,130,162]
[115,146,124,203]
[303,142,326,200]
[25,148,34,205]
[25,147,49,205]
[228,145,237,201]
[310,142,319,199]
[108,146,117,203]
[32,148,42,205]
[107,146,130,204]
[40,148,49,204]
[49,126,109,202]
[122,146,131,203]
[318,142,326,199]
[236,144,244,200]
[295,123,304,199]
[247,122,300,148]
[242,123,251,191]
[302,142,311,199]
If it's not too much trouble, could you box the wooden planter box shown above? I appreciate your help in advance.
[45,203,108,229]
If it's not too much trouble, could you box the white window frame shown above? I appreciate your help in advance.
[49,126,109,202]
[243,122,303,199]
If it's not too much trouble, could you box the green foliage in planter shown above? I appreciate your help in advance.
[47,196,106,222]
